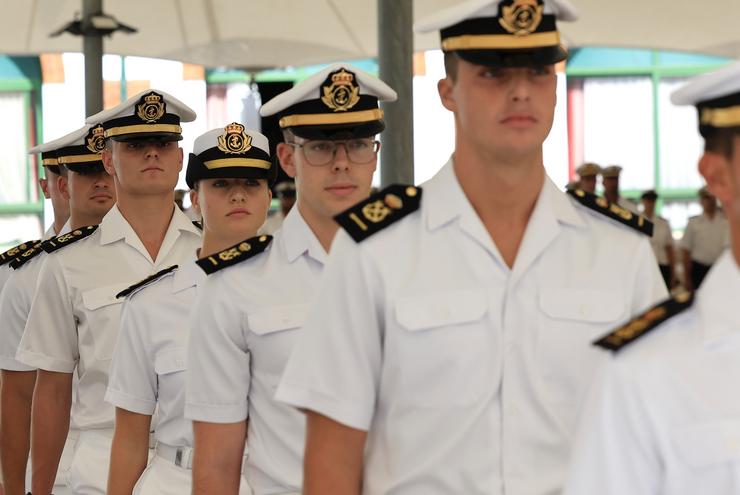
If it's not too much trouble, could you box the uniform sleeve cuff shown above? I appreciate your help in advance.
[275,382,372,432]
[15,349,75,373]
[105,388,156,416]
[0,356,36,372]
[184,399,248,424]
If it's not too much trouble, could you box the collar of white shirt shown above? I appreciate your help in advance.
[44,219,71,240]
[280,206,327,265]
[698,249,740,345]
[98,204,201,263]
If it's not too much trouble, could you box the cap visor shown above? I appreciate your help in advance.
[110,132,183,143]
[454,45,568,67]
[288,120,385,140]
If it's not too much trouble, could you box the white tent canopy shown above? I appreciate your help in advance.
[1,0,739,69]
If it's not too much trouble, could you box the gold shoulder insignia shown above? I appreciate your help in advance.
[0,239,40,267]
[334,184,421,243]
[567,189,653,236]
[42,225,99,254]
[10,240,47,270]
[196,235,272,275]
[116,265,179,299]
[594,292,694,351]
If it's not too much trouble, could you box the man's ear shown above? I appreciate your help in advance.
[57,174,70,201]
[189,188,201,215]
[39,178,50,199]
[699,151,732,205]
[438,76,457,113]
[276,142,297,179]
[102,145,116,176]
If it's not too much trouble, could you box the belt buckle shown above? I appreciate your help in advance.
[175,448,183,468]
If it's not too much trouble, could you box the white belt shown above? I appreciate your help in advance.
[155,442,248,473]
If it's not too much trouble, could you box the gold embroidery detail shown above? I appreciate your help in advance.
[321,69,361,112]
[499,0,544,36]
[217,123,252,154]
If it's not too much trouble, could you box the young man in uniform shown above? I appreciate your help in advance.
[565,58,740,495]
[0,139,72,495]
[681,186,728,290]
[184,64,396,495]
[275,1,667,494]
[16,90,202,495]
[601,164,638,213]
[0,124,115,495]
[575,162,600,194]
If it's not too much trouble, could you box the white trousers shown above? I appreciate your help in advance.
[65,429,113,495]
[133,454,254,495]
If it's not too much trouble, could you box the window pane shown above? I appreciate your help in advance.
[658,78,704,190]
[0,92,28,204]
[582,77,655,190]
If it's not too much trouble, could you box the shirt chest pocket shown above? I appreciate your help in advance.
[154,347,187,376]
[248,303,310,337]
[81,283,130,361]
[672,420,740,469]
[392,290,490,408]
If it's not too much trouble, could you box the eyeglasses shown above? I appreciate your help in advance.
[289,139,380,166]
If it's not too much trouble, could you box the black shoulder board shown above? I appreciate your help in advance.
[593,292,694,352]
[42,225,99,254]
[334,184,422,243]
[196,235,272,275]
[567,189,653,236]
[116,265,179,299]
[192,220,203,230]
[0,239,39,267]
[10,240,46,270]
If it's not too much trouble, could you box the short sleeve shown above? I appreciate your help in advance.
[275,232,383,431]
[564,359,662,495]
[105,295,157,415]
[0,265,37,371]
[16,255,78,373]
[184,274,250,423]
[681,220,696,252]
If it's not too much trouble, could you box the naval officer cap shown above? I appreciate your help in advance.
[86,89,196,142]
[260,63,397,140]
[671,61,740,138]
[32,124,106,175]
[601,165,623,178]
[186,123,276,189]
[415,0,578,67]
[576,162,601,178]
[28,141,62,175]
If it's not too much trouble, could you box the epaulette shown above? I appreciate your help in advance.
[334,184,422,243]
[116,265,179,299]
[10,240,47,270]
[0,239,39,267]
[593,292,694,351]
[42,225,99,254]
[196,235,272,275]
[192,220,203,230]
[567,189,653,237]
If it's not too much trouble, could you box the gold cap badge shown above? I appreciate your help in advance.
[136,92,166,123]
[86,125,106,154]
[217,123,252,154]
[321,69,361,112]
[499,0,544,36]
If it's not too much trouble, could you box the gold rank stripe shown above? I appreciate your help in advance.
[203,158,271,170]
[58,153,102,164]
[442,31,561,51]
[42,158,59,166]
[279,109,384,129]
[701,105,740,128]
[104,124,182,138]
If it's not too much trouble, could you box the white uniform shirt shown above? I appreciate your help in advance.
[106,258,203,447]
[17,205,201,430]
[681,213,729,265]
[0,222,71,371]
[0,225,58,299]
[259,210,285,235]
[276,161,668,495]
[186,208,326,495]
[565,250,740,495]
[647,215,673,266]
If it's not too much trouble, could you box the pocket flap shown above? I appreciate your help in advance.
[672,420,740,468]
[539,289,625,323]
[248,303,310,335]
[82,283,130,310]
[396,290,487,331]
[154,347,187,375]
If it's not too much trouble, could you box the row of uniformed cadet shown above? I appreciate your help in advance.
[0,1,737,494]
